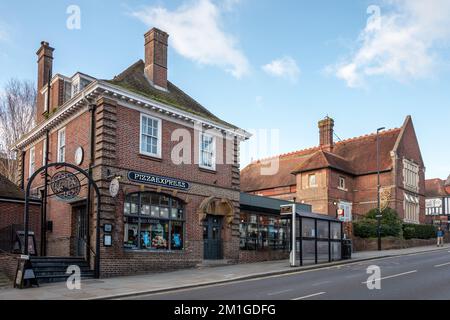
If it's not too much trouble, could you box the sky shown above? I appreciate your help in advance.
[0,0,449,179]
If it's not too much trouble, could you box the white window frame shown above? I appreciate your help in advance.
[199,132,216,171]
[29,146,35,177]
[338,176,346,190]
[139,113,162,158]
[403,159,420,193]
[57,128,66,162]
[43,89,49,113]
[338,201,353,222]
[308,174,317,188]
[42,138,47,166]
[404,194,420,224]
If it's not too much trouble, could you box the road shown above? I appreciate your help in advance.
[124,249,450,300]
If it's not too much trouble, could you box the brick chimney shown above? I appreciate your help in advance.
[36,41,54,123]
[144,28,169,90]
[318,117,334,152]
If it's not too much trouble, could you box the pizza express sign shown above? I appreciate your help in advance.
[127,171,190,191]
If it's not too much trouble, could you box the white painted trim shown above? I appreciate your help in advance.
[57,127,66,162]
[14,80,250,150]
[139,113,162,159]
[199,132,216,171]
[29,146,35,177]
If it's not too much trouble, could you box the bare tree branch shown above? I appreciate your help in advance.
[0,78,36,183]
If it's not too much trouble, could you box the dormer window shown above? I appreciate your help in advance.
[72,80,80,97]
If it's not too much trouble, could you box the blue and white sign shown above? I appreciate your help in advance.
[128,171,190,191]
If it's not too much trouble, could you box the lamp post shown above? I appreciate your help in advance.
[376,127,385,251]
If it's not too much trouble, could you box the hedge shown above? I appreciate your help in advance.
[353,208,437,240]
[353,220,402,238]
[402,224,437,240]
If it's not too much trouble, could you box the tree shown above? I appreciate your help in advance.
[0,79,36,183]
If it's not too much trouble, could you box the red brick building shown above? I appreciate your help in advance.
[241,116,426,224]
[14,28,251,277]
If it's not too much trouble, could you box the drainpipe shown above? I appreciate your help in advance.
[86,97,97,275]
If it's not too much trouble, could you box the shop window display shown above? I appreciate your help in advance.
[123,192,185,251]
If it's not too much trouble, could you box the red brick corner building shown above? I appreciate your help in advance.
[241,116,426,225]
[14,28,250,277]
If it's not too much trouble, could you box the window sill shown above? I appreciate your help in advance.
[124,249,184,254]
[139,153,163,162]
[199,166,217,174]
[337,187,348,192]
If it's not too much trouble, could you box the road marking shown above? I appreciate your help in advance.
[312,280,332,287]
[361,270,417,284]
[292,292,326,300]
[267,289,293,296]
[434,262,450,268]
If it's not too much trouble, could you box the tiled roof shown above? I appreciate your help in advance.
[446,175,450,187]
[241,128,401,192]
[425,178,449,197]
[0,173,25,200]
[106,60,237,129]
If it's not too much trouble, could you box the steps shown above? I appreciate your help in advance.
[196,259,234,269]
[30,257,95,284]
[0,272,11,289]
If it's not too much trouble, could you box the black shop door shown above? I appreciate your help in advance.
[203,215,223,260]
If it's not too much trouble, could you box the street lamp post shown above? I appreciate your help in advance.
[376,127,385,251]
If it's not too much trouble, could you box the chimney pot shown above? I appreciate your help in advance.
[144,28,169,90]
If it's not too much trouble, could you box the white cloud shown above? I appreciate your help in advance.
[329,0,450,88]
[132,0,249,78]
[262,56,300,82]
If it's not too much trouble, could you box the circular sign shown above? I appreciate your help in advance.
[74,147,84,166]
[109,178,120,198]
[50,171,81,200]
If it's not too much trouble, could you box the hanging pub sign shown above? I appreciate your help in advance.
[128,171,190,191]
[50,171,81,200]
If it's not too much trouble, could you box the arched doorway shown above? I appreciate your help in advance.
[198,197,234,260]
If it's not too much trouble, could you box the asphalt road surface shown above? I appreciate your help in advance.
[124,249,450,300]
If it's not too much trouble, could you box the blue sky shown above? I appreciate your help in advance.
[0,0,449,179]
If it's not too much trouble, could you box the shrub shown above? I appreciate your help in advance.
[354,220,377,238]
[403,226,416,240]
[366,207,402,225]
[402,224,437,240]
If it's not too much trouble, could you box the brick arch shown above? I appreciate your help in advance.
[197,196,234,225]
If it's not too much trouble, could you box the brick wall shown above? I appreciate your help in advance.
[239,250,289,264]
[0,201,41,254]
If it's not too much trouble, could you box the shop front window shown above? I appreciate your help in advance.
[240,212,289,251]
[123,192,185,251]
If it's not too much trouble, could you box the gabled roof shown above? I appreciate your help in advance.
[0,173,25,200]
[241,126,402,192]
[425,178,448,197]
[105,60,237,129]
[292,150,353,174]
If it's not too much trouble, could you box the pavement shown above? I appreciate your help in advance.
[0,244,448,300]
